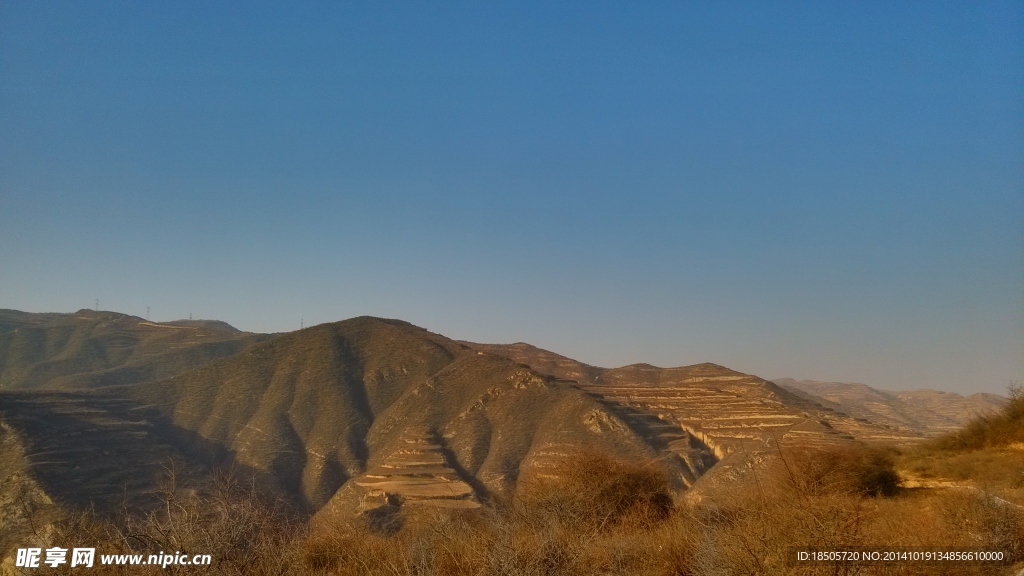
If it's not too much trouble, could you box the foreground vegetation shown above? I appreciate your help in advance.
[17,387,1019,575]
[27,440,1017,576]
[896,385,1024,500]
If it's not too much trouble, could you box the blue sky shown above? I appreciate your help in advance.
[1,1,1021,394]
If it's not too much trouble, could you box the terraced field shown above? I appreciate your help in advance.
[580,367,857,455]
[0,391,209,512]
[354,427,479,511]
[471,342,921,454]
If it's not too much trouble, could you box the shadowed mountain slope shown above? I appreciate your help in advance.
[0,389,219,555]
[774,378,1008,436]
[0,309,270,390]
[0,391,211,511]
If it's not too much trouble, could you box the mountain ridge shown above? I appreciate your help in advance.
[773,377,1007,436]
[0,310,981,538]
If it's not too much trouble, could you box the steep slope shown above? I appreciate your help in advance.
[0,391,212,513]
[113,318,703,521]
[0,309,269,390]
[774,378,1008,436]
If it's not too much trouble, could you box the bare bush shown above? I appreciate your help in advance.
[45,463,302,575]
[773,443,901,498]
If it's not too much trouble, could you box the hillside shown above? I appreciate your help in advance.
[98,317,719,522]
[0,309,270,390]
[774,377,1008,436]
[467,344,917,450]
[0,312,968,540]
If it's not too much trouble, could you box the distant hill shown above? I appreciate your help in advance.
[163,318,241,332]
[772,378,1007,436]
[0,309,269,390]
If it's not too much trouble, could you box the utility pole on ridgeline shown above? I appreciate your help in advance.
[95,299,99,311]
[301,319,304,329]
[147,306,150,320]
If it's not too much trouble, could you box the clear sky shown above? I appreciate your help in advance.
[1,2,1021,394]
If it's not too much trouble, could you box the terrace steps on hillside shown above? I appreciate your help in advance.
[579,376,860,457]
[576,392,718,487]
[354,427,479,511]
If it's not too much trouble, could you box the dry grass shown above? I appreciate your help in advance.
[691,442,1022,575]
[44,464,304,575]
[29,445,1024,575]
[897,383,1024,505]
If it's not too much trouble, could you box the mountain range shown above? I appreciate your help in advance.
[0,309,1005,553]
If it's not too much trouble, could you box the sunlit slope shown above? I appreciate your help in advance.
[0,309,269,390]
[467,344,916,456]
[462,341,603,384]
[120,317,696,517]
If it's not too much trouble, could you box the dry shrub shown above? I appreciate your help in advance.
[302,523,409,576]
[45,464,302,575]
[687,443,1023,576]
[933,384,1024,452]
[299,451,688,576]
[516,450,674,531]
[774,442,901,497]
[31,447,1024,576]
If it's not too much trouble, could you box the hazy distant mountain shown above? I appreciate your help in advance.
[0,309,269,390]
[772,378,1007,436]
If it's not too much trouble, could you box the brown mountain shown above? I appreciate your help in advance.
[773,378,1008,436]
[1,312,954,546]
[1,315,722,537]
[0,309,270,390]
